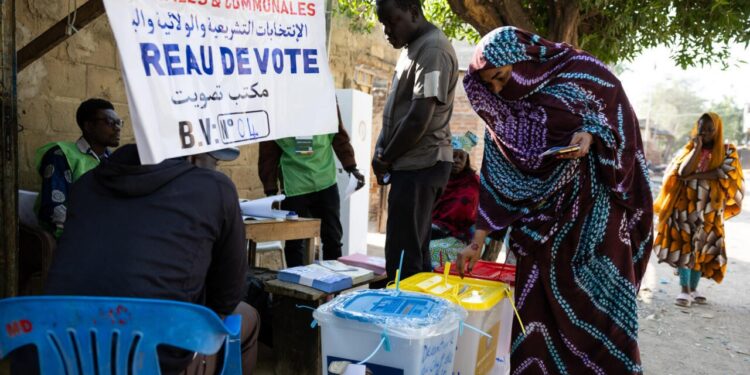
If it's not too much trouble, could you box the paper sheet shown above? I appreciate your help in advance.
[342,364,366,375]
[343,173,359,201]
[239,195,289,219]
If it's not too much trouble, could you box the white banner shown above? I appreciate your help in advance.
[102,0,338,164]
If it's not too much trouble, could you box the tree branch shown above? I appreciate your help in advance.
[494,0,538,34]
[548,0,580,45]
[447,0,505,36]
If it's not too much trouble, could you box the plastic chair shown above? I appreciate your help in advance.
[0,296,242,375]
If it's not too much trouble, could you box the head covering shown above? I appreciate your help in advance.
[464,25,652,263]
[207,147,240,161]
[462,27,654,374]
[451,131,478,152]
[654,112,740,220]
[683,112,724,171]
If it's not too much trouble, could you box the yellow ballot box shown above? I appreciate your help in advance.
[389,264,516,375]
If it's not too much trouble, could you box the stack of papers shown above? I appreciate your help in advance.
[317,260,373,284]
[277,261,375,293]
[239,195,289,220]
[338,254,386,276]
[278,265,352,293]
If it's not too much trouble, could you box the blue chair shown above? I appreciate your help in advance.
[0,296,242,374]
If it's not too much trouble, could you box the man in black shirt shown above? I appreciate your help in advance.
[43,144,258,374]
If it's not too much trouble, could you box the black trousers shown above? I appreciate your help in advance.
[281,184,343,267]
[384,162,451,282]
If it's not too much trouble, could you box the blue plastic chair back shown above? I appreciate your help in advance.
[0,296,242,375]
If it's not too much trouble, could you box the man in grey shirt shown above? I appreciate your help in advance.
[373,0,458,282]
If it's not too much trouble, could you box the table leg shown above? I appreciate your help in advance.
[272,295,322,375]
[305,237,315,265]
[248,240,257,269]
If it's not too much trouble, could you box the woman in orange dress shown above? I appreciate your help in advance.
[654,112,744,307]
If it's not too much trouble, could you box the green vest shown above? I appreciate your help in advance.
[34,141,102,237]
[35,141,101,181]
[277,134,337,197]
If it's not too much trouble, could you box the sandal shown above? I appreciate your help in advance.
[675,292,692,307]
[691,291,707,305]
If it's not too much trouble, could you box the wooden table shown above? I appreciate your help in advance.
[245,218,321,267]
[264,274,387,375]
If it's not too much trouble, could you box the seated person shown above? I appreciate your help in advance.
[35,98,122,238]
[430,132,480,267]
[37,144,258,374]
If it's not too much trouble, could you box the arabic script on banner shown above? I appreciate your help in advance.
[103,0,338,163]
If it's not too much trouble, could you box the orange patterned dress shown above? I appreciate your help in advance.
[654,144,743,282]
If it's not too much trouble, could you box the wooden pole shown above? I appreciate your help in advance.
[1,0,19,298]
[17,0,105,72]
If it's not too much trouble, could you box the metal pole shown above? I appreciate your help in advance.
[1,0,19,298]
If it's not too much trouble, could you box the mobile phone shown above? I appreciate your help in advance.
[540,145,581,157]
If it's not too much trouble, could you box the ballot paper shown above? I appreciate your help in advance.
[239,195,289,220]
[343,173,360,200]
[317,260,373,284]
[278,264,352,293]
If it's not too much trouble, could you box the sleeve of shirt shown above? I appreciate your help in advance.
[38,147,71,238]
[332,109,357,169]
[205,176,247,315]
[412,47,455,105]
[258,140,283,195]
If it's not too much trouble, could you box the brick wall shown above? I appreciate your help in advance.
[15,3,399,201]
[15,3,487,227]
[365,71,487,230]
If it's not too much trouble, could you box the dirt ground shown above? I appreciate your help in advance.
[638,207,750,374]
[254,182,750,374]
[364,184,750,374]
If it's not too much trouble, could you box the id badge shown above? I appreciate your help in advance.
[295,136,314,155]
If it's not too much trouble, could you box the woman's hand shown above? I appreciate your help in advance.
[455,242,482,278]
[558,132,593,159]
[692,135,703,149]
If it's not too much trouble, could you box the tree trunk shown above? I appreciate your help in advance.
[548,0,580,46]
[448,0,581,46]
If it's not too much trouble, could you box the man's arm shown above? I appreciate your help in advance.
[331,107,357,169]
[380,97,437,163]
[37,147,71,238]
[258,140,283,196]
[204,178,247,316]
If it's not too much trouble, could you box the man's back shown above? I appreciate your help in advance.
[45,145,246,316]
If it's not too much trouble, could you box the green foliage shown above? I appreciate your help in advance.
[337,0,750,68]
[337,0,481,41]
[709,97,745,144]
[639,78,705,154]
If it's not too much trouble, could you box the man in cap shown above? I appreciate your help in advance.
[40,144,258,374]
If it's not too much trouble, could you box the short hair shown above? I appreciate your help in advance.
[76,98,114,130]
[376,0,422,12]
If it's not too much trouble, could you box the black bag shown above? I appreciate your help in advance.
[244,267,276,346]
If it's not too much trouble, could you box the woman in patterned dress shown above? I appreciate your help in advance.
[653,112,743,307]
[456,27,653,374]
